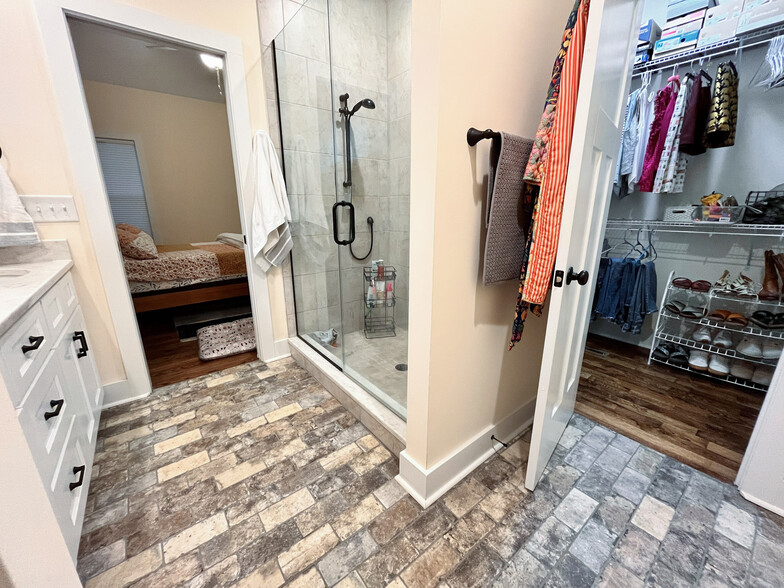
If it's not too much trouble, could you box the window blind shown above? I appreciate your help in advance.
[96,138,153,236]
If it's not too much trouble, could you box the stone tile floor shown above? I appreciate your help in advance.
[78,358,784,587]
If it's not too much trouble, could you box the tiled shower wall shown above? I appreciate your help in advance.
[260,0,411,338]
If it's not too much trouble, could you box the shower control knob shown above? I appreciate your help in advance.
[566,267,589,286]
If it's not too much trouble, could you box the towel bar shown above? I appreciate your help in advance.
[466,127,500,146]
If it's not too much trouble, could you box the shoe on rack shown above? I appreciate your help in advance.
[759,250,781,301]
[713,270,733,294]
[737,337,764,358]
[688,349,710,371]
[730,360,754,380]
[729,274,759,298]
[713,330,733,349]
[692,326,713,344]
[669,345,690,367]
[752,366,774,386]
[708,354,730,376]
[762,341,783,359]
[773,253,784,297]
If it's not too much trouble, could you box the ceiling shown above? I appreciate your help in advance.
[68,18,226,103]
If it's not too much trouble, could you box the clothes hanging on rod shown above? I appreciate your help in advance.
[706,61,739,148]
[593,256,658,334]
[614,88,641,199]
[629,80,655,192]
[680,69,712,156]
[638,76,680,192]
[654,74,692,194]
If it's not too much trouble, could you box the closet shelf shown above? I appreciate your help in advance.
[650,356,769,393]
[633,22,784,77]
[655,331,779,366]
[664,282,784,307]
[605,219,784,238]
[660,310,784,341]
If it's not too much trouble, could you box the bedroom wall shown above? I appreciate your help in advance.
[0,0,289,390]
[82,81,243,244]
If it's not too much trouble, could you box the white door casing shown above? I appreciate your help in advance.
[33,0,285,405]
[525,0,642,490]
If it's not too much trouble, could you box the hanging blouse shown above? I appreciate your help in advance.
[637,79,679,192]
[706,61,739,148]
[680,70,712,155]
[654,76,691,194]
[614,89,641,199]
[629,85,654,192]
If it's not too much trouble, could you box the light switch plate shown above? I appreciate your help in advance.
[20,195,79,223]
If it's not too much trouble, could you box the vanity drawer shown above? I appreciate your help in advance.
[0,302,51,407]
[50,416,90,558]
[17,354,73,483]
[40,272,77,336]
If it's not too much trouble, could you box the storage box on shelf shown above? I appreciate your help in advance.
[649,271,780,393]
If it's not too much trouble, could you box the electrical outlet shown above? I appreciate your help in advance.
[19,195,79,223]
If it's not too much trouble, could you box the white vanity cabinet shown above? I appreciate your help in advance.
[0,270,103,560]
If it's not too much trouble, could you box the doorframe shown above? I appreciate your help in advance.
[33,0,285,406]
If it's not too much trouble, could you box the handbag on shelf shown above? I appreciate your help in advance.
[743,189,784,225]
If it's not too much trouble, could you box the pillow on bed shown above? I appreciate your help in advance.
[116,223,158,259]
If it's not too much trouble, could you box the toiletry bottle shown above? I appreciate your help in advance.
[386,281,393,306]
[367,278,376,308]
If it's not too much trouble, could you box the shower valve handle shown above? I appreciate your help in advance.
[332,201,356,246]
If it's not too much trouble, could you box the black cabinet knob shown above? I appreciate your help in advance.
[566,267,590,286]
[69,465,86,491]
[44,399,64,421]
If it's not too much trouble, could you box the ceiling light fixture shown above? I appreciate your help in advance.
[199,53,224,70]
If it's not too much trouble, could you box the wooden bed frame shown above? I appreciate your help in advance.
[132,277,250,313]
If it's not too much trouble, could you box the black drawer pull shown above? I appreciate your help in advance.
[73,331,89,358]
[21,335,45,354]
[44,399,64,421]
[69,465,86,491]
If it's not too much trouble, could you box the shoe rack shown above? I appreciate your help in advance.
[649,271,779,393]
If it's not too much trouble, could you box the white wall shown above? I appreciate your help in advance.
[590,44,784,348]
[404,0,574,479]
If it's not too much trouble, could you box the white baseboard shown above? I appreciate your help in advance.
[397,397,536,508]
[739,490,784,518]
[101,380,149,409]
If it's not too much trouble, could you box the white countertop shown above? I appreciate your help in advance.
[0,259,73,335]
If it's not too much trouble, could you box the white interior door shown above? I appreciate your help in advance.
[525,0,642,490]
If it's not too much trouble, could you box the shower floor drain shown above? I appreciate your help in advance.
[395,363,408,372]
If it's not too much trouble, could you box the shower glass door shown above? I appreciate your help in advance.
[270,0,411,419]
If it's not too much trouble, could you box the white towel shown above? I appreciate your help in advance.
[248,130,292,272]
[0,165,39,247]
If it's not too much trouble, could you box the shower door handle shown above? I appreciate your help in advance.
[332,201,356,245]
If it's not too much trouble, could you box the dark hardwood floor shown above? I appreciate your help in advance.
[137,310,258,388]
[577,334,765,483]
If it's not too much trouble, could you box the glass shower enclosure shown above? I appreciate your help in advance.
[266,0,411,418]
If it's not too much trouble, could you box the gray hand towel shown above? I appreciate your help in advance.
[482,133,534,285]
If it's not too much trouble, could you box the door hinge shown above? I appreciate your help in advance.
[553,270,564,288]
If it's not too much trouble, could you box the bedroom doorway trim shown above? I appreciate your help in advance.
[33,0,285,406]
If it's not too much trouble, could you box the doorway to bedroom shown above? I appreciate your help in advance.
[69,18,256,387]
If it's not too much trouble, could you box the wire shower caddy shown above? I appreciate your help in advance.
[363,266,396,338]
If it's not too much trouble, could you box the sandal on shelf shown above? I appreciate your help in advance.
[726,313,749,327]
[669,345,690,367]
[769,313,784,329]
[708,309,732,322]
[652,343,672,362]
[712,270,733,295]
[728,274,758,298]
[749,311,775,328]
[681,306,707,319]
[691,280,713,293]
[664,300,686,315]
[672,277,693,289]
